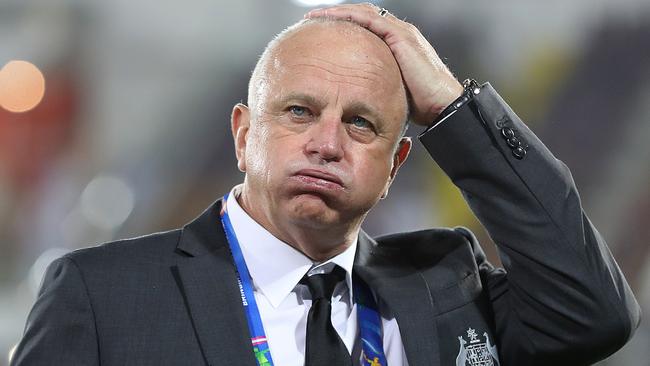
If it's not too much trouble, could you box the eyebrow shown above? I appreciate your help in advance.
[345,101,385,127]
[275,92,385,126]
[276,92,326,110]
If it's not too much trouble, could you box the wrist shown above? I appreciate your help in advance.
[443,82,464,108]
[429,81,463,119]
[425,79,482,131]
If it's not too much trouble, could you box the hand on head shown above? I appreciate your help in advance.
[305,3,463,125]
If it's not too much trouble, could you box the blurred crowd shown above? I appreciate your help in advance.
[1,1,649,365]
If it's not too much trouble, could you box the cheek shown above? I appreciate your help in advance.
[244,122,293,184]
[244,126,273,176]
[352,151,394,193]
[245,148,266,175]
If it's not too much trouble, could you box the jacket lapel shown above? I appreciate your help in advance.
[354,231,441,366]
[173,199,256,366]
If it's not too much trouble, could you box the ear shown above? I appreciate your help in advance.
[381,137,412,199]
[231,103,251,172]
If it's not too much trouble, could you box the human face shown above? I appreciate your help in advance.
[232,22,410,234]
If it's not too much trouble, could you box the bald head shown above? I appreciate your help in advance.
[247,18,409,133]
[230,18,413,253]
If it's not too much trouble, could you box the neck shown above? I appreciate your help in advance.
[235,185,360,262]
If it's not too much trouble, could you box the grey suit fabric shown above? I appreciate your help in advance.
[11,84,641,366]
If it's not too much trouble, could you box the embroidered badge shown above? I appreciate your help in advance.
[455,327,500,366]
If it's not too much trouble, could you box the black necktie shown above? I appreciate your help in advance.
[302,266,352,366]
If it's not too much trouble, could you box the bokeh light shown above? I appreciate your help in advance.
[80,175,135,231]
[0,60,46,113]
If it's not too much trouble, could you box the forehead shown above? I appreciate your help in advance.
[261,22,407,116]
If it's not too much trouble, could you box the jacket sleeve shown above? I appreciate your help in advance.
[418,83,641,365]
[11,256,100,366]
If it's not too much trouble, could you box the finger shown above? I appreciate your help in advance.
[306,4,396,24]
[307,6,392,38]
[306,3,379,16]
[305,5,406,40]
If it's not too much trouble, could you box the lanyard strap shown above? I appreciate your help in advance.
[221,194,274,366]
[220,193,388,366]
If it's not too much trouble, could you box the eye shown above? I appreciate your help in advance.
[350,116,372,129]
[345,116,377,142]
[289,105,308,117]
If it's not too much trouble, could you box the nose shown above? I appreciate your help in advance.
[305,114,345,162]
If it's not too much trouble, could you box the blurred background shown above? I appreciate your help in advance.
[1,0,649,364]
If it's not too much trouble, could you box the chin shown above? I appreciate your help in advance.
[287,194,340,228]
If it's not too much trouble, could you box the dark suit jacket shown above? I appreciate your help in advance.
[11,84,641,366]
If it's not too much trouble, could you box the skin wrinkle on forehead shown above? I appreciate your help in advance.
[248,18,409,133]
[288,55,390,93]
[289,64,384,92]
[290,62,383,83]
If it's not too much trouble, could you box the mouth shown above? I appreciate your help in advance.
[291,169,345,190]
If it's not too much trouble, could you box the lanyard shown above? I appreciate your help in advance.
[220,193,388,366]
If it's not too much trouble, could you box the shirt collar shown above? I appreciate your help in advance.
[226,185,357,308]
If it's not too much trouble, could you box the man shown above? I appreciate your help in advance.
[12,3,640,366]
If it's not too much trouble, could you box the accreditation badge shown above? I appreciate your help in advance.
[455,327,500,366]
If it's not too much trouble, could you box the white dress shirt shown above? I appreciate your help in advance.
[227,186,409,366]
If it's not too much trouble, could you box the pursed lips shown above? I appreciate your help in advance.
[293,168,345,189]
